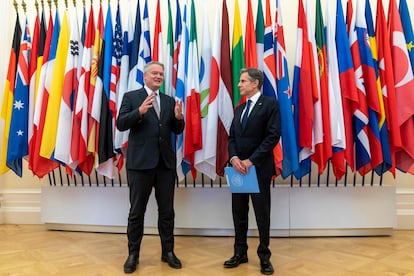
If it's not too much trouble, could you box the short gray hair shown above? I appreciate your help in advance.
[144,61,164,73]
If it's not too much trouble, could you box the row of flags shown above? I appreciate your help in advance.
[2,0,414,182]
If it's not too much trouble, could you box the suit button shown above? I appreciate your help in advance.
[159,137,162,141]
[159,123,162,127]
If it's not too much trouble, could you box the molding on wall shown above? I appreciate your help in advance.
[0,186,412,232]
[0,188,42,224]
[396,188,414,229]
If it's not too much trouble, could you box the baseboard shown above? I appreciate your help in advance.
[1,186,413,233]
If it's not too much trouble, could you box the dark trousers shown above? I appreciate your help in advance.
[231,175,272,261]
[126,160,176,257]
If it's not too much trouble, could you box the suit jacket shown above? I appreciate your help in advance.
[228,94,281,179]
[116,88,185,170]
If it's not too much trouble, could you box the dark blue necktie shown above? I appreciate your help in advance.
[241,99,252,129]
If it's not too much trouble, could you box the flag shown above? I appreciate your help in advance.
[292,0,318,179]
[55,7,80,169]
[305,0,324,176]
[275,0,299,178]
[335,0,359,172]
[388,0,414,174]
[153,0,163,63]
[73,5,95,175]
[194,5,213,179]
[348,0,372,174]
[184,0,202,178]
[136,0,151,87]
[6,16,31,176]
[115,2,134,172]
[128,0,141,90]
[88,4,104,159]
[30,11,60,178]
[376,0,401,176]
[314,0,332,174]
[28,10,45,170]
[326,0,346,179]
[173,0,182,96]
[263,0,282,175]
[164,0,174,96]
[355,0,383,175]
[245,0,257,69]
[28,10,40,157]
[365,0,391,175]
[231,0,245,106]
[40,11,69,161]
[111,3,123,173]
[175,3,190,181]
[1,14,21,174]
[217,0,235,177]
[95,4,115,178]
[256,0,264,72]
[399,0,414,73]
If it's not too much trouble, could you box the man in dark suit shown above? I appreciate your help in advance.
[116,61,184,273]
[224,68,280,275]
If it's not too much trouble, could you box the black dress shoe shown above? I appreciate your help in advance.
[123,254,138,273]
[161,252,182,269]
[260,259,274,275]
[223,254,248,268]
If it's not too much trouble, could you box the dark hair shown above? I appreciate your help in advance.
[240,68,264,89]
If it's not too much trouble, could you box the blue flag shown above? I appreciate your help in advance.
[7,18,31,176]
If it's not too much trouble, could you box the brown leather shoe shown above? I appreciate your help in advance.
[123,254,138,273]
[161,251,182,269]
[223,254,248,268]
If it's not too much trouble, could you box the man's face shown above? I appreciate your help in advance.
[238,72,258,97]
[144,64,164,91]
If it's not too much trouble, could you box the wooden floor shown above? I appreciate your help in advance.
[1,225,414,275]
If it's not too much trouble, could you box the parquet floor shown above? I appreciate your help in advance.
[1,225,414,275]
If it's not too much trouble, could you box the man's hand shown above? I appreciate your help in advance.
[174,99,183,120]
[231,157,253,175]
[139,92,156,115]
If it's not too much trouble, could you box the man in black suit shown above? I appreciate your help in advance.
[224,68,280,275]
[116,61,184,273]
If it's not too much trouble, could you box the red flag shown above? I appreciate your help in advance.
[376,0,401,176]
[153,0,163,62]
[30,11,60,178]
[245,0,257,68]
[388,0,414,173]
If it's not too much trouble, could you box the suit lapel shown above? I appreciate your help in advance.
[242,95,264,131]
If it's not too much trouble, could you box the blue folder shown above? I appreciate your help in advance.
[224,166,260,193]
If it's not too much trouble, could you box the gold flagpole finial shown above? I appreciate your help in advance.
[40,0,44,8]
[82,0,85,7]
[53,0,58,9]
[64,0,68,8]
[35,0,39,12]
[22,0,27,13]
[47,0,51,10]
[73,0,76,8]
[13,0,18,13]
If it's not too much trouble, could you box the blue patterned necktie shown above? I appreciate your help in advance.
[241,99,252,129]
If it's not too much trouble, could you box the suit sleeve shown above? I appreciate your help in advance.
[116,92,143,131]
[249,100,281,165]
